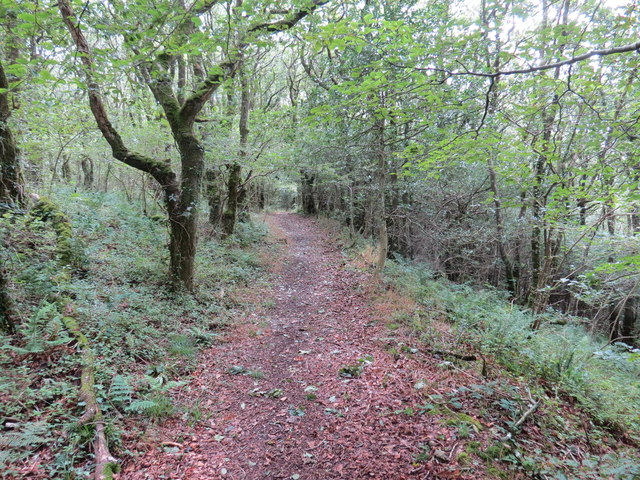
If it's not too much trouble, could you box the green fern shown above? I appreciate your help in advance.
[0,450,11,466]
[109,375,134,406]
[127,395,174,419]
[0,421,53,467]
[126,400,157,414]
[6,303,71,355]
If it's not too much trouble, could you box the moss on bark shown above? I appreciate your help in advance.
[62,312,119,479]
[32,197,77,267]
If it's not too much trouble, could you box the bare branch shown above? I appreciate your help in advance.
[180,0,331,126]
[411,41,640,78]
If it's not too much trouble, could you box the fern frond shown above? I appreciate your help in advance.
[109,375,133,405]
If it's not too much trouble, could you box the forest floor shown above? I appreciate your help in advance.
[120,213,617,480]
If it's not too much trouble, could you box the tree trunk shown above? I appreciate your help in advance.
[62,310,118,479]
[223,64,250,237]
[237,180,249,222]
[373,115,388,280]
[256,180,266,210]
[609,295,638,345]
[81,156,94,189]
[0,59,24,208]
[632,206,640,236]
[530,102,557,311]
[300,170,317,214]
[170,132,204,289]
[223,163,241,237]
[0,266,17,334]
[61,154,71,180]
[205,168,223,226]
[487,156,517,295]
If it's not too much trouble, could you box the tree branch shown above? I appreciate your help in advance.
[413,41,640,78]
[57,0,178,192]
[192,0,225,16]
[179,61,236,126]
[248,0,330,33]
[180,0,330,126]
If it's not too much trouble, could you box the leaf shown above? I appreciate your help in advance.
[266,388,283,398]
[226,365,247,375]
[38,70,57,82]
[338,365,362,378]
[17,12,36,23]
[288,406,305,417]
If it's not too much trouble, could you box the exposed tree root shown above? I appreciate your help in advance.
[62,309,119,480]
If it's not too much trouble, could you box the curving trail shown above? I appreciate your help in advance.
[123,213,476,480]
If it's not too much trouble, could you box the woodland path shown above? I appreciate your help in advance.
[123,213,468,479]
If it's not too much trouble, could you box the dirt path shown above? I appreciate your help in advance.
[124,213,468,479]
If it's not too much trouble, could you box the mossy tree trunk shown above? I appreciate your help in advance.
[223,163,242,236]
[205,168,223,227]
[223,65,250,237]
[32,197,76,267]
[61,154,72,181]
[237,179,249,222]
[0,266,17,334]
[300,170,317,214]
[0,59,24,209]
[59,0,328,289]
[62,310,118,479]
[81,156,94,189]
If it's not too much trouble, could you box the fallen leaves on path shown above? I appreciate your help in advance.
[119,214,579,479]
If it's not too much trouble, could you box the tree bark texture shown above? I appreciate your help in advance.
[62,311,118,479]
[223,65,250,237]
[300,171,317,214]
[0,59,24,208]
[81,156,94,189]
[0,265,17,334]
[223,164,241,236]
[205,168,223,226]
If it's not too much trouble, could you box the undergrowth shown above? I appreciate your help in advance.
[382,259,640,436]
[0,189,267,478]
[380,258,640,478]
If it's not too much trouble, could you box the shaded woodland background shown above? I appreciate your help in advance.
[1,0,640,478]
[3,0,640,339]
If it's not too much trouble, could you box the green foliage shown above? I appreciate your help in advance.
[383,258,640,438]
[31,197,87,268]
[4,302,71,355]
[0,422,54,471]
[338,364,363,378]
[109,375,134,407]
[127,395,174,420]
[1,189,268,477]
